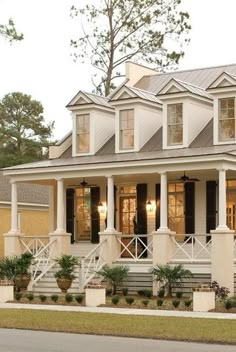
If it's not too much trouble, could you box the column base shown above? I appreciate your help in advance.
[3,231,23,256]
[152,229,175,266]
[210,228,235,296]
[99,231,122,265]
[49,231,71,257]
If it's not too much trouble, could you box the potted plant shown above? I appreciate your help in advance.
[14,253,34,291]
[54,254,79,293]
[0,256,18,302]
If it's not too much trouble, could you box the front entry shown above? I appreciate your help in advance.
[75,188,91,241]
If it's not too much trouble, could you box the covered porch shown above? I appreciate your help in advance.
[3,158,236,294]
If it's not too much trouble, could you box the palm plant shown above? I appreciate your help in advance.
[97,265,129,295]
[54,254,79,293]
[0,256,18,281]
[151,264,192,297]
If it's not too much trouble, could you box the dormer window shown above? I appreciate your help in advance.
[219,98,235,141]
[167,103,183,145]
[76,114,90,153]
[120,109,134,150]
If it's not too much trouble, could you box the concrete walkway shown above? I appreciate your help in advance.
[0,303,235,320]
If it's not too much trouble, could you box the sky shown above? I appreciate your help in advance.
[1,0,236,140]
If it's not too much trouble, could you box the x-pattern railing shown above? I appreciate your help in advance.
[116,235,153,262]
[234,238,236,262]
[80,239,107,289]
[169,234,212,263]
[20,236,57,289]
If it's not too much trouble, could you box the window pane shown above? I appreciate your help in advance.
[121,130,134,149]
[219,119,235,140]
[78,133,89,153]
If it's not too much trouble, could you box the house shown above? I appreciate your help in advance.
[2,62,236,295]
[0,171,49,257]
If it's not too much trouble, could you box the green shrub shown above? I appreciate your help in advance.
[111,295,120,305]
[51,294,59,302]
[184,299,192,307]
[75,294,84,304]
[15,292,22,301]
[157,298,164,306]
[122,287,128,296]
[224,298,232,310]
[137,289,145,296]
[26,292,34,301]
[39,295,47,303]
[157,288,165,298]
[176,291,183,299]
[125,296,134,305]
[142,299,149,307]
[172,299,180,308]
[143,289,152,298]
[65,293,73,303]
[106,288,112,296]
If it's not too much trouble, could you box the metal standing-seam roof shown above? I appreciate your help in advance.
[134,63,236,94]
[162,78,213,100]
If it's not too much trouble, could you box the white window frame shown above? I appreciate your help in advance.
[76,114,90,154]
[119,109,134,150]
[218,97,235,142]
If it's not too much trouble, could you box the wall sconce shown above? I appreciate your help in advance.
[146,200,153,212]
[98,201,105,213]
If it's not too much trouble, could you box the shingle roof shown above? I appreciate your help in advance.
[135,63,236,94]
[0,172,49,204]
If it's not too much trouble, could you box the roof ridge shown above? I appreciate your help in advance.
[141,62,236,79]
[129,86,157,95]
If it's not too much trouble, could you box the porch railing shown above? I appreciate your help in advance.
[115,234,153,262]
[80,239,107,290]
[20,236,57,289]
[169,234,212,263]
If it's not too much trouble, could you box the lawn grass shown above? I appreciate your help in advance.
[0,309,235,344]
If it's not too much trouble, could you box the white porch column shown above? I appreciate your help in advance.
[50,178,71,257]
[99,175,121,265]
[48,185,55,233]
[4,180,22,256]
[10,181,18,233]
[105,175,115,232]
[210,168,234,296]
[56,178,65,232]
[217,169,228,230]
[159,172,168,231]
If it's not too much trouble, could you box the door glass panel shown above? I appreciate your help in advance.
[75,188,91,241]
[168,183,184,234]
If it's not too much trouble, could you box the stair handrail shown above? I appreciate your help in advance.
[80,239,107,290]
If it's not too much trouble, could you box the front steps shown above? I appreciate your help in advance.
[70,242,98,257]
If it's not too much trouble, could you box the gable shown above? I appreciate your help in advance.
[158,79,186,95]
[74,96,92,105]
[207,72,236,90]
[110,86,137,101]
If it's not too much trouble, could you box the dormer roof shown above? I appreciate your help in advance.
[109,85,161,105]
[66,91,112,109]
[157,78,212,100]
[207,71,236,90]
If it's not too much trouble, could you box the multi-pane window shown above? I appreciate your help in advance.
[120,109,134,150]
[167,104,183,145]
[76,114,90,153]
[219,98,235,141]
[168,183,184,234]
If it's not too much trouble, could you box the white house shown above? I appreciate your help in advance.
[3,62,236,295]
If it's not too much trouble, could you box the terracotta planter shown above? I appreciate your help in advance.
[56,278,72,293]
[15,274,31,291]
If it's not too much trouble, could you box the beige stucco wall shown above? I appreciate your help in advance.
[0,207,49,257]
